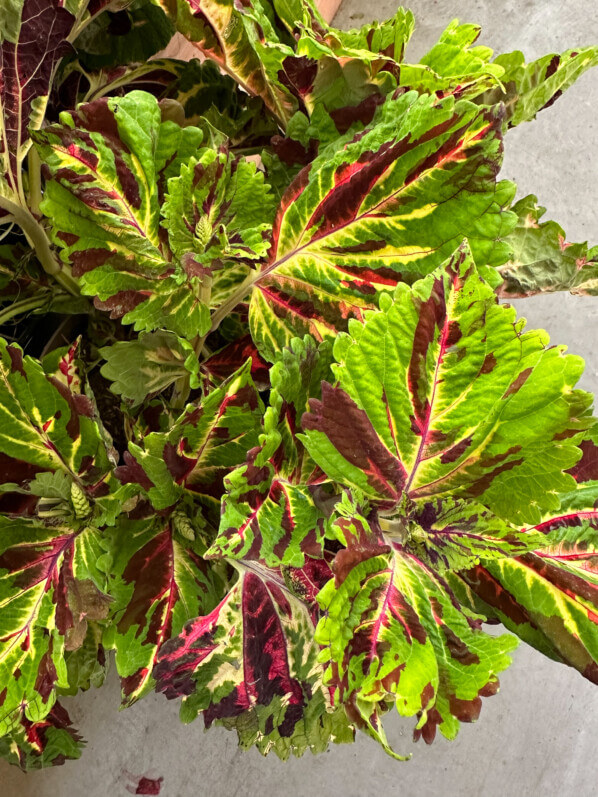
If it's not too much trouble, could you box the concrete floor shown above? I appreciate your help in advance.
[3,1,598,795]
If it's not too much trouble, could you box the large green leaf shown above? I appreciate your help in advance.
[301,245,592,526]
[246,91,516,360]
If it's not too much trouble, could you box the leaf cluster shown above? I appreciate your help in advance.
[0,0,598,769]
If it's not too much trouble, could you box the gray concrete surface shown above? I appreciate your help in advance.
[3,1,598,795]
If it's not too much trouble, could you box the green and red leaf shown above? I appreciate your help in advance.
[248,91,516,359]
[116,359,263,511]
[398,19,503,100]
[301,245,592,525]
[33,90,211,338]
[0,516,110,732]
[477,46,598,128]
[0,0,74,204]
[0,701,83,771]
[156,0,297,126]
[154,561,354,758]
[458,448,598,683]
[103,515,223,706]
[316,509,516,754]
[207,337,333,567]
[0,337,114,510]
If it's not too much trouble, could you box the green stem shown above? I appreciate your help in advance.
[0,293,51,325]
[85,62,180,103]
[27,148,42,216]
[66,0,102,43]
[209,271,257,334]
[171,335,203,409]
[171,277,214,408]
[0,196,58,273]
[232,145,265,158]
[0,195,79,296]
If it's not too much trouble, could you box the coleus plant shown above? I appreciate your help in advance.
[0,0,598,771]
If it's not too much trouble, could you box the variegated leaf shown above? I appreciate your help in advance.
[156,0,297,126]
[497,195,598,298]
[458,431,598,682]
[276,9,404,118]
[201,332,270,389]
[0,338,114,509]
[207,337,333,567]
[0,0,73,207]
[0,702,83,770]
[0,516,110,734]
[115,359,263,511]
[477,46,598,128]
[33,91,211,339]
[460,535,598,685]
[154,561,354,759]
[103,515,223,706]
[301,245,592,525]
[247,91,516,360]
[394,497,547,573]
[162,148,276,309]
[0,338,118,729]
[316,509,516,754]
[398,19,504,100]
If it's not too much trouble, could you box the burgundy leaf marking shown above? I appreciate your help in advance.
[567,439,598,483]
[155,573,308,738]
[405,252,467,489]
[0,0,73,192]
[303,383,407,503]
[117,526,180,699]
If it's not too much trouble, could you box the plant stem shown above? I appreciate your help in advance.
[0,293,51,325]
[171,334,204,409]
[171,277,214,408]
[27,148,42,216]
[209,271,257,333]
[0,195,80,296]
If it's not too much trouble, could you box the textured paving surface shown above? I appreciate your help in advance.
[3,2,598,795]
